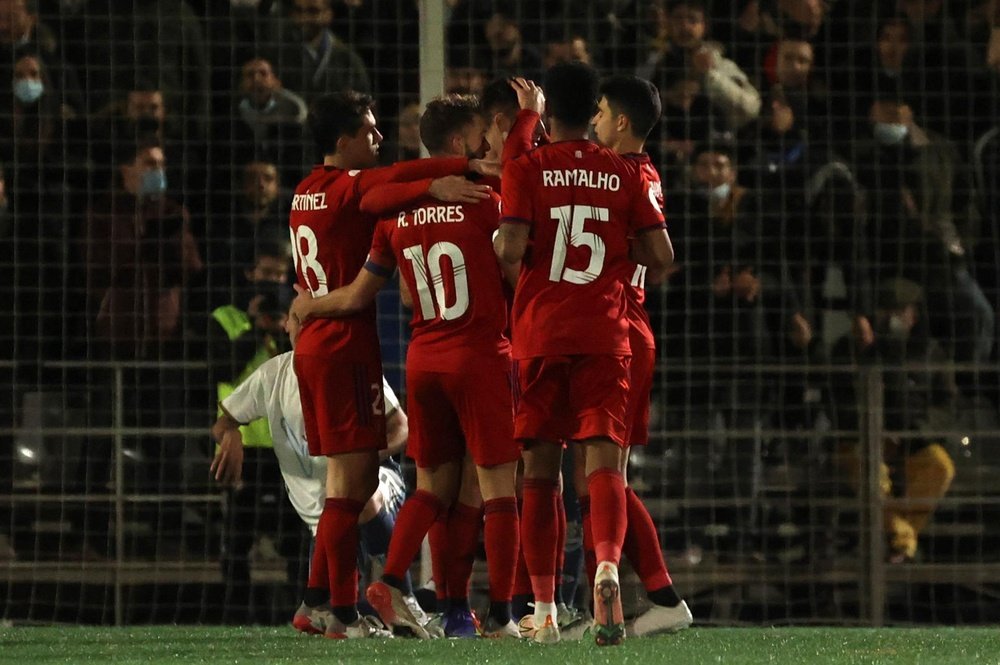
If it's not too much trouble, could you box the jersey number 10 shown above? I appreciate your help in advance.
[402,242,470,321]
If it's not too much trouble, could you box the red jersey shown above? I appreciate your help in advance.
[368,191,511,373]
[289,158,467,358]
[501,140,665,359]
[623,152,664,351]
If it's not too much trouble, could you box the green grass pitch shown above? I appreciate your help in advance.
[2,626,999,664]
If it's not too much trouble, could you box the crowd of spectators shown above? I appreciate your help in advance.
[0,0,997,566]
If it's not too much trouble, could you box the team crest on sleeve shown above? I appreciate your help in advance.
[648,183,662,213]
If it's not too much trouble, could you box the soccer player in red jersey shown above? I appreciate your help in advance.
[291,95,521,639]
[586,74,693,636]
[289,91,497,638]
[495,62,674,646]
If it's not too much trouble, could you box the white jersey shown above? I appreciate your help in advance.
[220,351,401,534]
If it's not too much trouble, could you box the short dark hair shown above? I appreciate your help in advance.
[420,94,481,154]
[600,75,662,140]
[543,61,600,128]
[308,91,375,156]
[480,77,519,119]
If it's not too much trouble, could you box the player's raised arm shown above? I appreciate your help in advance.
[503,78,548,163]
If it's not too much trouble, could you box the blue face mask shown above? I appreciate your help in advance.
[138,168,167,197]
[13,79,44,104]
[873,122,909,146]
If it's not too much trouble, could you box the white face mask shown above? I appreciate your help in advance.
[873,122,909,146]
[13,79,44,104]
[701,181,731,203]
[887,313,909,336]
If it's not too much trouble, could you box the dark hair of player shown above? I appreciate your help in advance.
[599,75,662,140]
[308,90,376,156]
[480,77,519,120]
[543,61,600,129]
[419,94,481,154]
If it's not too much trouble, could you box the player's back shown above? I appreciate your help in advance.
[374,192,510,372]
[289,165,379,357]
[502,140,664,359]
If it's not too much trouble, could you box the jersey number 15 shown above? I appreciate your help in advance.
[549,205,610,284]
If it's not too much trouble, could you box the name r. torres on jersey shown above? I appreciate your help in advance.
[397,204,466,227]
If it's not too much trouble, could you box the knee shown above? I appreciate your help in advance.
[910,443,956,493]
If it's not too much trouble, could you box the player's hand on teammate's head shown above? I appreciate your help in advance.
[428,175,492,204]
[210,429,244,486]
[469,158,501,177]
[510,77,545,114]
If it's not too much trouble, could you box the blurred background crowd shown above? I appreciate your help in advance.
[0,0,998,624]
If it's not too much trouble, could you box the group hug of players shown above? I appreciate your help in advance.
[217,61,693,647]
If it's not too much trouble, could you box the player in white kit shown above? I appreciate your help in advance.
[211,350,422,636]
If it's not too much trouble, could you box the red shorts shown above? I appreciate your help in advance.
[515,354,631,447]
[406,359,519,469]
[294,352,386,457]
[625,344,655,446]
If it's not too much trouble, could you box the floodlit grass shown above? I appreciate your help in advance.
[2,626,999,664]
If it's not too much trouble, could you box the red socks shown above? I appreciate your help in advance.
[383,490,444,581]
[307,508,330,596]
[521,477,559,604]
[586,469,627,565]
[483,497,519,603]
[428,513,449,603]
[319,497,366,608]
[623,487,673,591]
[445,502,483,602]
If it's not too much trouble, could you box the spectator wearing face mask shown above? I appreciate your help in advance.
[71,138,205,537]
[0,0,84,115]
[853,93,994,372]
[659,143,808,558]
[77,137,204,360]
[0,51,69,199]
